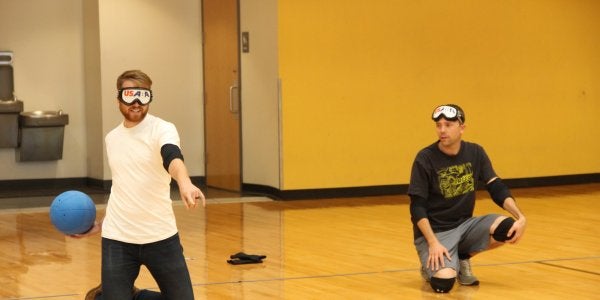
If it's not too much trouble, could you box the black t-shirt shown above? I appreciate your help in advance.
[408,140,497,238]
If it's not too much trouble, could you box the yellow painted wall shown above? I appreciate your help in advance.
[279,0,600,190]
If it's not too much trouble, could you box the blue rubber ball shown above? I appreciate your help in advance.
[50,190,96,235]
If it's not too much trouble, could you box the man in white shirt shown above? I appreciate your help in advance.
[81,70,205,299]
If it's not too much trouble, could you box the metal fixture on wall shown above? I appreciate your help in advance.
[0,51,24,148]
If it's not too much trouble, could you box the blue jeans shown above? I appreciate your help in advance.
[100,233,194,300]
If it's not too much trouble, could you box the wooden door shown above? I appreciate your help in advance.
[202,0,241,191]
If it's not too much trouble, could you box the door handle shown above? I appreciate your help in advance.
[229,85,239,113]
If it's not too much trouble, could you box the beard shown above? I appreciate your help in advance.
[119,104,148,124]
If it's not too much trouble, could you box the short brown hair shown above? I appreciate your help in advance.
[116,70,153,89]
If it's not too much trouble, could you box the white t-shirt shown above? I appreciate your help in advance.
[103,114,180,244]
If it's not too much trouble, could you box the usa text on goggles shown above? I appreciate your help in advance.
[118,88,153,105]
[432,105,464,123]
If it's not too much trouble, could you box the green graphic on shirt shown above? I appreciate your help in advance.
[437,163,475,198]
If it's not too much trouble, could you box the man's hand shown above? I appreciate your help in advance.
[506,217,526,244]
[427,241,451,271]
[69,220,102,238]
[179,182,206,209]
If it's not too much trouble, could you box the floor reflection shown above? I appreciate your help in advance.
[0,184,599,299]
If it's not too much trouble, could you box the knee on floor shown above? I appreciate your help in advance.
[430,277,456,293]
